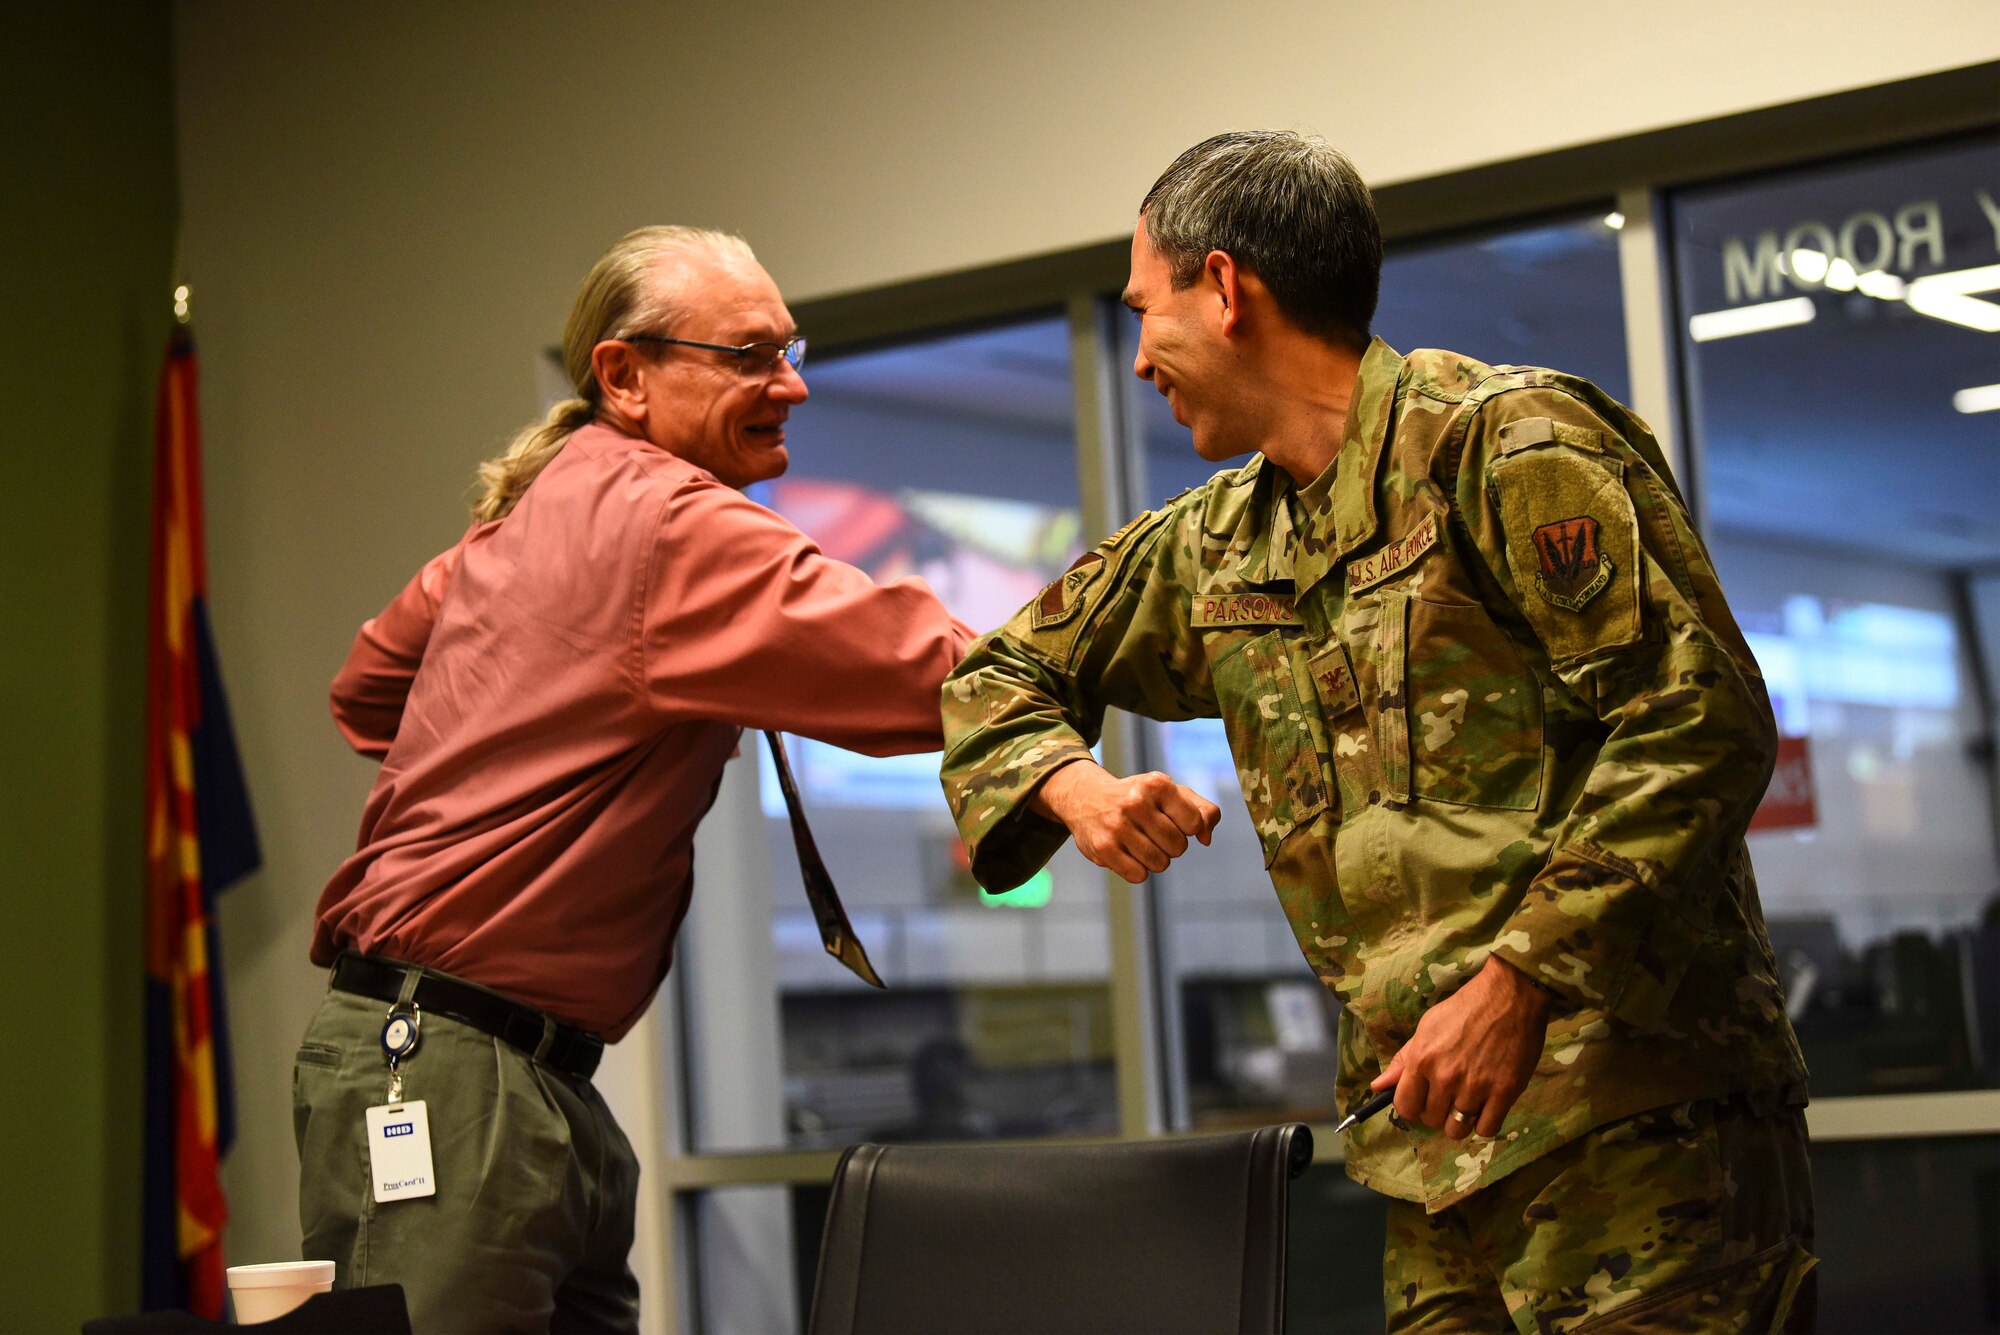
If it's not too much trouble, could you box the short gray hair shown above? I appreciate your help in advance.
[1139,130,1382,350]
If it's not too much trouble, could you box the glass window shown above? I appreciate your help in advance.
[1127,214,1631,1129]
[1374,215,1632,404]
[1140,212,1633,504]
[687,1185,818,1335]
[1670,134,2000,1097]
[678,315,1122,1155]
[1810,1134,2000,1330]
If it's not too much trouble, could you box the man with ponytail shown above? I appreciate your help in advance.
[296,226,974,1332]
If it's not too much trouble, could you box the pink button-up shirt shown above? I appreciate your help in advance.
[314,424,975,1039]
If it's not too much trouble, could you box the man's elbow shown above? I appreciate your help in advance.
[846,722,949,760]
[1740,672,1781,791]
[329,690,395,759]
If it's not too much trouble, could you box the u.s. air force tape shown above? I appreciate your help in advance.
[1346,511,1441,594]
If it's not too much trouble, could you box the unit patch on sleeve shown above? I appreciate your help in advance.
[1490,434,1642,662]
[1032,551,1105,630]
[1530,516,1612,611]
[1346,510,1441,594]
[1190,591,1302,629]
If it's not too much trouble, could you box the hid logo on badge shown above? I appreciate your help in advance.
[365,1100,438,1203]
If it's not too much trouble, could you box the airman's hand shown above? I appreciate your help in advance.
[1031,759,1221,883]
[1370,955,1552,1140]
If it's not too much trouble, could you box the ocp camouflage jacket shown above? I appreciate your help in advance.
[939,338,1808,1211]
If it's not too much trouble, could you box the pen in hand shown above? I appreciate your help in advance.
[1332,1086,1395,1136]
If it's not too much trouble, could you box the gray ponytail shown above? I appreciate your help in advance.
[469,224,754,522]
[472,396,596,523]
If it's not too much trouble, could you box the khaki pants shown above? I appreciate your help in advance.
[293,986,640,1334]
[1384,1101,1817,1334]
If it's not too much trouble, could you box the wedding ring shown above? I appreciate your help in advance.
[1449,1108,1474,1124]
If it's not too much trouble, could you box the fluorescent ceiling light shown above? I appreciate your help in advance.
[1906,263,2000,333]
[1787,249,1903,301]
[1908,286,2000,332]
[1788,248,1829,282]
[1689,297,1816,342]
[1855,270,1905,300]
[1954,383,2000,414]
[1914,262,2000,295]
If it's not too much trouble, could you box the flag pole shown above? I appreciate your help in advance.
[141,251,259,1317]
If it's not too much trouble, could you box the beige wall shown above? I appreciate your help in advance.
[3,4,175,1325]
[172,0,2000,1278]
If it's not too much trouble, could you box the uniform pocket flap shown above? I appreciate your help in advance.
[1209,631,1331,866]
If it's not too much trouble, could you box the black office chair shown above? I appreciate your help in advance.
[807,1123,1312,1335]
[82,1285,411,1334]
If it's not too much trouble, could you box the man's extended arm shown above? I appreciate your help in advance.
[940,494,1221,889]
[641,474,977,756]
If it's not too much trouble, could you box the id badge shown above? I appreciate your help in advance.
[365,1101,438,1203]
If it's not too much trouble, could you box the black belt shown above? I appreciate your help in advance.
[330,952,604,1081]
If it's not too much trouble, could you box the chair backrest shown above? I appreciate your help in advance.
[807,1123,1312,1335]
[82,1285,411,1335]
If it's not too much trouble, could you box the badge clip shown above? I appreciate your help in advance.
[380,1002,421,1104]
[380,1003,422,1062]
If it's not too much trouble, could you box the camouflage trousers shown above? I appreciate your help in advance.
[1383,1100,1816,1333]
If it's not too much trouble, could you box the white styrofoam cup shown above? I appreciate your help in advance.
[225,1260,336,1324]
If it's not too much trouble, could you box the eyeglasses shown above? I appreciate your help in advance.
[623,333,807,374]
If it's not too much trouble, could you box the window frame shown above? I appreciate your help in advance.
[629,65,2000,1335]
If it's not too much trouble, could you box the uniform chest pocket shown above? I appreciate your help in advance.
[1207,631,1332,865]
[1385,591,1543,810]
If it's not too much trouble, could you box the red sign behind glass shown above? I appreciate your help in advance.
[1750,735,1816,832]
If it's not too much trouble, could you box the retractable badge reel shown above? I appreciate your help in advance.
[380,1000,421,1104]
[367,972,438,1204]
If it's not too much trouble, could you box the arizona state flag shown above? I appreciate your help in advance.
[143,327,261,1317]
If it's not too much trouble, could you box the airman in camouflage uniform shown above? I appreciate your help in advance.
[939,131,1815,1332]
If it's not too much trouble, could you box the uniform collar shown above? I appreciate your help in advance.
[1241,337,1404,596]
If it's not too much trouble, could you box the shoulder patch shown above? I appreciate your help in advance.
[1491,448,1641,661]
[1530,517,1612,610]
[1004,505,1181,671]
[1032,552,1105,630]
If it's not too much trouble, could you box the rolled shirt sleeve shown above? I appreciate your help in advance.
[1455,393,1779,1031]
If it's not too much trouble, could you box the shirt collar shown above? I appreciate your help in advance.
[1239,336,1404,595]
